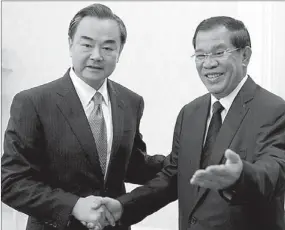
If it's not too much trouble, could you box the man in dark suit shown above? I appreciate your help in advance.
[96,16,285,230]
[1,3,166,230]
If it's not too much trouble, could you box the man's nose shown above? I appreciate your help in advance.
[90,47,103,61]
[202,55,218,68]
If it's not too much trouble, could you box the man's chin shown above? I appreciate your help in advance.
[83,74,106,81]
[208,88,224,98]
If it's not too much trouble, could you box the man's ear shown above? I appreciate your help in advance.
[242,46,252,67]
[68,37,73,57]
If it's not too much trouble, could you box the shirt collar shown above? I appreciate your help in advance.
[210,75,248,113]
[69,67,109,107]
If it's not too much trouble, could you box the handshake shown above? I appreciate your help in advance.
[72,195,123,230]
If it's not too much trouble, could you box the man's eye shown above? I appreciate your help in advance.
[196,54,206,60]
[82,44,92,48]
[213,51,225,56]
[102,47,113,51]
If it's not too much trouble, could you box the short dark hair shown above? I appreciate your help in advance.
[68,3,127,50]
[192,16,251,50]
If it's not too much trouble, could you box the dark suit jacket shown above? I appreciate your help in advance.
[1,69,166,230]
[117,77,285,230]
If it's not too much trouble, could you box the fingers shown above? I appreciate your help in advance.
[206,165,229,177]
[89,196,104,210]
[83,207,105,229]
[86,222,95,229]
[190,169,204,183]
[81,221,87,226]
[190,149,243,190]
[102,205,116,226]
[191,168,223,183]
[94,223,102,230]
[191,169,222,189]
[88,222,102,230]
[101,197,110,204]
[225,149,240,164]
[192,176,220,188]
[77,196,122,229]
[102,197,123,221]
[86,221,106,230]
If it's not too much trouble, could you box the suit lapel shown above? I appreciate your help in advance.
[104,80,125,183]
[55,70,104,182]
[191,76,256,213]
[185,95,211,182]
[208,76,256,167]
[208,96,248,166]
[108,80,125,157]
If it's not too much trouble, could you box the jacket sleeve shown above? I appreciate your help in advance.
[124,97,167,184]
[116,107,184,226]
[225,103,285,204]
[1,92,79,230]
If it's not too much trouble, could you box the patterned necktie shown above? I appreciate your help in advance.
[201,101,224,169]
[88,92,107,174]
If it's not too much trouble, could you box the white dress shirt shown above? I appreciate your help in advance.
[69,68,113,177]
[204,75,248,143]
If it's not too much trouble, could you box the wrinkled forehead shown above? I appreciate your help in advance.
[195,26,233,52]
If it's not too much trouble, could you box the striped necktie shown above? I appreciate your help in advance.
[88,92,107,174]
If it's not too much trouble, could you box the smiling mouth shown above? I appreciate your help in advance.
[205,73,224,80]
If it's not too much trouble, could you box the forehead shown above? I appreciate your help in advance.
[74,16,120,42]
[195,26,233,51]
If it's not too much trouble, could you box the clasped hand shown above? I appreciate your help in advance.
[72,196,123,230]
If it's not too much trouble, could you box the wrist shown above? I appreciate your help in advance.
[71,197,81,217]
[118,200,123,219]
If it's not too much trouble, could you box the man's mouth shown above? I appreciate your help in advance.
[86,66,103,70]
[205,73,224,80]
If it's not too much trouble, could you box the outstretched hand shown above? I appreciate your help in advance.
[190,149,243,190]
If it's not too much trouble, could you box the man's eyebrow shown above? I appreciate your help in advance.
[103,40,116,45]
[80,36,94,41]
[195,44,227,53]
[79,37,116,45]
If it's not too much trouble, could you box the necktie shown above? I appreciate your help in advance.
[88,92,107,174]
[201,101,224,169]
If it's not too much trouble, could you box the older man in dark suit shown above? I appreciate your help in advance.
[97,16,285,230]
[1,3,166,230]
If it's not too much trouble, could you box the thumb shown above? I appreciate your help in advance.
[91,197,103,209]
[101,197,111,205]
[225,149,240,164]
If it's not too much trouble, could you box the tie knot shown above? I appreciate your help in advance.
[93,92,103,105]
[212,101,224,114]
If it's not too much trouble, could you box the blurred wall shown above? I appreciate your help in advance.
[2,1,285,230]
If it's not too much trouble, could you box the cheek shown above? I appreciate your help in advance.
[105,57,118,69]
[196,63,202,72]
[196,65,204,79]
[223,65,239,92]
[73,53,89,66]
[228,64,238,82]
